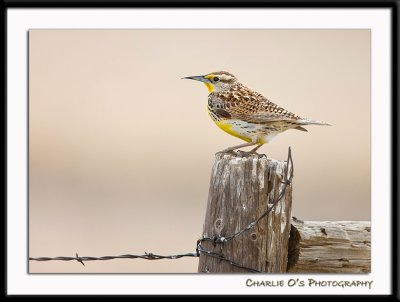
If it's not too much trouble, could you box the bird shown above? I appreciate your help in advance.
[183,71,330,153]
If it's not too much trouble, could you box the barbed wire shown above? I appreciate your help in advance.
[29,147,293,272]
[29,252,199,266]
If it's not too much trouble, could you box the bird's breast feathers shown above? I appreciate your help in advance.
[214,119,253,143]
[212,118,279,144]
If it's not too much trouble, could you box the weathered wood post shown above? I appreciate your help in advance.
[287,220,371,273]
[198,150,293,273]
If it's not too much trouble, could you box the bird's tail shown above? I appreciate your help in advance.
[297,119,332,126]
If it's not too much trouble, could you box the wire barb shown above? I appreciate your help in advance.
[76,253,85,266]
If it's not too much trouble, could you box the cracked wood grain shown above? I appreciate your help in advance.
[287,220,371,273]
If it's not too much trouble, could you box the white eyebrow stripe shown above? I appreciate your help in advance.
[219,74,232,81]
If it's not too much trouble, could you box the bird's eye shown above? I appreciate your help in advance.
[213,77,220,82]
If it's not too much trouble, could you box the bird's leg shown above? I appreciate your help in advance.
[249,144,263,153]
[219,142,257,153]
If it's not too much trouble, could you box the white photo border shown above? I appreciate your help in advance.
[7,8,392,295]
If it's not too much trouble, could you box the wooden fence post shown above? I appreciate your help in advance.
[287,220,371,273]
[198,150,293,273]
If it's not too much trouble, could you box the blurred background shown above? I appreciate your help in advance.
[29,29,370,273]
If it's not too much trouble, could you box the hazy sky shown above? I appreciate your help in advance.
[29,29,370,273]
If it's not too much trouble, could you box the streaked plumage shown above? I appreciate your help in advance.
[183,71,330,152]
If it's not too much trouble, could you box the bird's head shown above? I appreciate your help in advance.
[182,71,237,93]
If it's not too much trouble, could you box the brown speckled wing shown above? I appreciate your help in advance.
[211,84,302,124]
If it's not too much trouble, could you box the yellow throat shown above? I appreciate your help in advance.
[203,82,214,93]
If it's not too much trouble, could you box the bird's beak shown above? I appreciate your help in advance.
[181,75,210,83]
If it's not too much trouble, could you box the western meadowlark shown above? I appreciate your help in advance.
[183,71,330,153]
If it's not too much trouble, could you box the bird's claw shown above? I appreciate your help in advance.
[236,150,251,155]
[216,149,237,155]
[219,150,256,156]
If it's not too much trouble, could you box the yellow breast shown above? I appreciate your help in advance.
[214,120,253,143]
[207,107,268,143]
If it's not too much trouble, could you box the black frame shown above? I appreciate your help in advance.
[3,0,398,299]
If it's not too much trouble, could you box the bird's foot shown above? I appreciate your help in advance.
[216,149,236,155]
[236,150,257,156]
[217,143,263,155]
[216,149,267,158]
[216,150,250,157]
